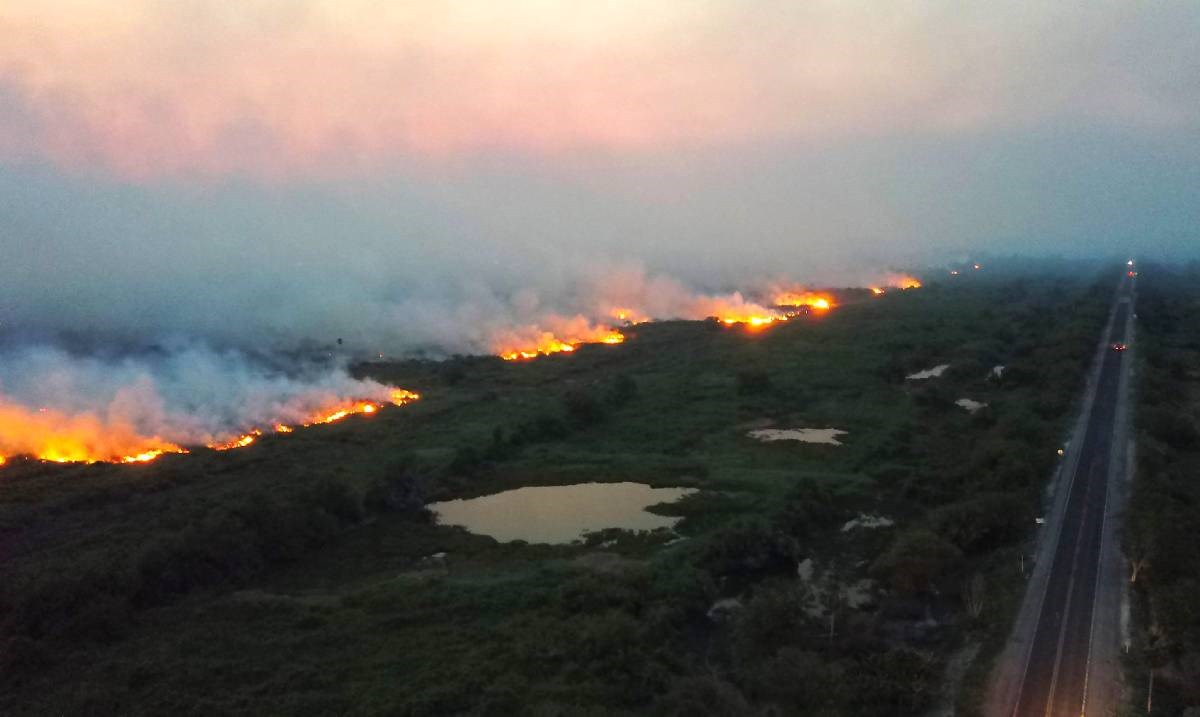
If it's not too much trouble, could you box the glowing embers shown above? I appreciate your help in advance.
[208,390,420,452]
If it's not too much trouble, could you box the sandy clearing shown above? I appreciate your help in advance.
[748,428,847,445]
[841,514,895,532]
[907,364,950,379]
[956,398,987,413]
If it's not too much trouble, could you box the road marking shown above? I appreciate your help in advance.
[1081,317,1130,717]
[1009,294,1126,717]
[1044,467,1096,716]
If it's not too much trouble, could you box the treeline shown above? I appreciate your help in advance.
[1125,265,1200,712]
[439,373,639,494]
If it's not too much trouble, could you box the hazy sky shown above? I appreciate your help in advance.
[2,1,1198,352]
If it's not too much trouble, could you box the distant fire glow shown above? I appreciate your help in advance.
[885,275,922,289]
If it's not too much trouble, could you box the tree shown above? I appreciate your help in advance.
[872,528,962,594]
[963,572,985,620]
[736,370,770,395]
[563,389,605,426]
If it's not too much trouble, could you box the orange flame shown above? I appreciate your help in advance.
[494,317,625,361]
[0,388,421,465]
[0,400,188,465]
[208,390,420,451]
[720,314,786,329]
[610,307,650,324]
[870,287,885,295]
[884,274,922,289]
[772,291,835,311]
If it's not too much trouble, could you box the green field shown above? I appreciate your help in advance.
[0,266,1114,715]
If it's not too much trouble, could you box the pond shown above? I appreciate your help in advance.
[428,482,696,544]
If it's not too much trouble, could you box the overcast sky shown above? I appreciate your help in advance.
[2,1,1198,352]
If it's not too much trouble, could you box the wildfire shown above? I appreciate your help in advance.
[720,314,786,328]
[208,390,420,451]
[870,287,885,295]
[210,432,261,451]
[773,291,835,311]
[0,399,190,466]
[494,316,625,361]
[0,388,421,466]
[122,450,171,463]
[610,307,650,324]
[885,274,922,289]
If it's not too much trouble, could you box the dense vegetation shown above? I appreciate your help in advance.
[0,265,1114,715]
[1125,263,1200,713]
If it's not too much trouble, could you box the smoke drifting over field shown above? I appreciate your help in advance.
[2,2,1199,462]
[0,343,412,464]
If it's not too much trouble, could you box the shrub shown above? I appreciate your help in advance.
[736,370,771,395]
[697,518,799,579]
[871,528,962,594]
[563,389,605,426]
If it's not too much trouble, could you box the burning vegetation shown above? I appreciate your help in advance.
[0,272,927,467]
[209,389,419,451]
[492,315,625,361]
[772,290,836,312]
[885,274,923,289]
[0,389,420,467]
[0,400,188,466]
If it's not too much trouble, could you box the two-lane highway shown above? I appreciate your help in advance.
[1009,274,1133,716]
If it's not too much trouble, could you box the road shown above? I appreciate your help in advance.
[1003,272,1134,716]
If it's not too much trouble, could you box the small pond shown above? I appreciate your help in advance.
[428,482,695,544]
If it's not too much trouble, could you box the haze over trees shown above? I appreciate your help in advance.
[0,267,1116,715]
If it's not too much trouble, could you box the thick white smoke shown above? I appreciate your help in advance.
[0,343,407,462]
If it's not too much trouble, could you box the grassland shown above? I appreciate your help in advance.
[0,265,1114,715]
